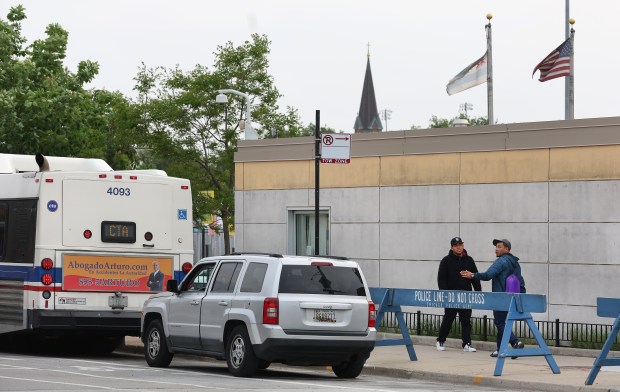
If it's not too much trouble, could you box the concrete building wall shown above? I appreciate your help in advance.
[234,117,620,324]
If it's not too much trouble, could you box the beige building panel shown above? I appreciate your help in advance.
[380,154,460,186]
[235,163,245,190]
[460,149,549,184]
[320,157,380,188]
[240,161,311,190]
[550,145,620,181]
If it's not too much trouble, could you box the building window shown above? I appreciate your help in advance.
[288,210,329,256]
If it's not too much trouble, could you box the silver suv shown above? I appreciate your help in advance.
[141,253,377,378]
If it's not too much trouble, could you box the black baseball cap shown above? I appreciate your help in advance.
[451,237,464,245]
[493,238,511,250]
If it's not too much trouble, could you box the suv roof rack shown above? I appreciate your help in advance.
[230,252,283,258]
[310,255,349,260]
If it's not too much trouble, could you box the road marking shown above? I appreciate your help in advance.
[3,355,401,392]
[0,362,219,389]
[0,375,115,390]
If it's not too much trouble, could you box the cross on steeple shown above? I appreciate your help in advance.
[367,42,371,58]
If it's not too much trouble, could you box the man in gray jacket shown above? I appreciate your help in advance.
[461,238,525,357]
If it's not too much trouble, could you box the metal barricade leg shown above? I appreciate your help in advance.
[585,315,620,385]
[373,288,417,361]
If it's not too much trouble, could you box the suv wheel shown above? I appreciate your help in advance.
[145,319,173,367]
[332,355,366,378]
[226,326,259,377]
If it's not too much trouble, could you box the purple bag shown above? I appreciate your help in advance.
[506,273,521,293]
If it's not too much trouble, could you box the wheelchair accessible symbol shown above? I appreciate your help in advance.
[47,200,58,212]
[177,209,187,220]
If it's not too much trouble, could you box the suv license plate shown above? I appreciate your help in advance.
[314,309,337,323]
[108,295,128,309]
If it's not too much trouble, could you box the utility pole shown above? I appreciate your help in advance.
[459,102,474,117]
[380,109,392,132]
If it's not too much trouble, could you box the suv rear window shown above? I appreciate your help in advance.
[279,265,366,296]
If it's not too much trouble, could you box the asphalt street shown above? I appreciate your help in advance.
[0,350,508,392]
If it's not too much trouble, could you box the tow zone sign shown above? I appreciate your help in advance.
[320,134,351,164]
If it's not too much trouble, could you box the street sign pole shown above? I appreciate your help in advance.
[314,110,320,256]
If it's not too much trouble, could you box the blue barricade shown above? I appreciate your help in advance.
[585,297,620,385]
[370,287,560,376]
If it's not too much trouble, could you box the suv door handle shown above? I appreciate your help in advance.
[190,300,200,306]
[218,301,229,306]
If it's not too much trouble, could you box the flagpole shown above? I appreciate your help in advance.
[564,0,570,120]
[568,18,575,120]
[486,13,493,124]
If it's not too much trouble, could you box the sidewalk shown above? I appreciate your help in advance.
[365,335,620,392]
[121,335,620,392]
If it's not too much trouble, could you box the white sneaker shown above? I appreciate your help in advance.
[463,343,477,352]
[436,341,446,351]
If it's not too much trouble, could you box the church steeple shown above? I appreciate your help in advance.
[354,47,383,133]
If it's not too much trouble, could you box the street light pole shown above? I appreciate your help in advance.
[217,89,258,140]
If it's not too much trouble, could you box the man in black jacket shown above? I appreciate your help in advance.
[436,237,482,352]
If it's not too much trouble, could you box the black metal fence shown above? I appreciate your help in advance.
[380,311,620,350]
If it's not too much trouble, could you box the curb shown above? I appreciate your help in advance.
[361,365,619,392]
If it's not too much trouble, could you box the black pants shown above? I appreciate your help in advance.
[493,310,518,349]
[437,308,472,347]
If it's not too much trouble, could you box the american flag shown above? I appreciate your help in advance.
[532,38,572,82]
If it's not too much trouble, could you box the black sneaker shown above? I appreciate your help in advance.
[511,341,524,359]
[490,350,498,357]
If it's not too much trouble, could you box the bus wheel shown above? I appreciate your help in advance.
[145,320,173,367]
[90,335,124,354]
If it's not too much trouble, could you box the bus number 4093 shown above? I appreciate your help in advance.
[107,187,131,196]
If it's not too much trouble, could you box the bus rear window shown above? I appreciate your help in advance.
[279,265,366,296]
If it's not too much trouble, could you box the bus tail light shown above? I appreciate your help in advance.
[83,229,92,239]
[41,273,53,285]
[181,262,193,273]
[263,297,279,325]
[41,258,53,270]
[368,301,376,328]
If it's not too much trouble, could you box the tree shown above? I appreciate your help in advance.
[135,34,303,254]
[0,5,137,167]
[422,114,490,129]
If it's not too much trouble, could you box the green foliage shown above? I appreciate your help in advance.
[409,114,490,130]
[0,5,137,168]
[135,34,303,253]
[425,114,490,129]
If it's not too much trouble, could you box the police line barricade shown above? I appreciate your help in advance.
[585,297,620,385]
[369,287,560,376]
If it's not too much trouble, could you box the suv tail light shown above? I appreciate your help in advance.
[368,301,376,328]
[263,297,279,325]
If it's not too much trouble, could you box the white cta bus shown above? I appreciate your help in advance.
[0,153,193,352]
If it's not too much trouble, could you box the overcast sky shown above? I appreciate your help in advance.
[8,0,619,132]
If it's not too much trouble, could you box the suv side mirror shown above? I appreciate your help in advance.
[166,279,179,293]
